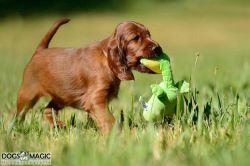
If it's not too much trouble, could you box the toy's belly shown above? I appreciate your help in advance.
[143,83,178,122]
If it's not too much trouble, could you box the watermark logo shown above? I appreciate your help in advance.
[19,151,29,161]
[1,151,51,165]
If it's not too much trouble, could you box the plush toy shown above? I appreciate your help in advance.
[139,53,190,122]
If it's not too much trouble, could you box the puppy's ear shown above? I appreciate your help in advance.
[107,31,134,81]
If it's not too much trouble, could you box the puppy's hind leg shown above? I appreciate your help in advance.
[43,100,66,128]
[16,86,39,121]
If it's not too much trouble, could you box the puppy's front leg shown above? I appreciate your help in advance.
[87,91,115,134]
[89,102,115,134]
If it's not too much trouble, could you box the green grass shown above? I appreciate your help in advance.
[0,1,250,166]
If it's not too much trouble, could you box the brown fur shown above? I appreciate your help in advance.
[16,19,162,133]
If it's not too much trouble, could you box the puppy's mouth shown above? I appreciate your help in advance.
[133,54,159,74]
[130,46,163,73]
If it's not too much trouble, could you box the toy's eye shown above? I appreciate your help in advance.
[132,35,140,41]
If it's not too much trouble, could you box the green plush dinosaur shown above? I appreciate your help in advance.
[139,53,190,122]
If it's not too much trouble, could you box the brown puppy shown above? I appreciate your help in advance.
[16,19,162,133]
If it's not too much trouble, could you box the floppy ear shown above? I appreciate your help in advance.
[107,32,134,81]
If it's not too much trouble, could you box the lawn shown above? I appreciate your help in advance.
[0,1,250,166]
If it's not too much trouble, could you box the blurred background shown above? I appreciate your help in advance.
[0,0,249,109]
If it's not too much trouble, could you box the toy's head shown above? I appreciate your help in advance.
[140,53,170,73]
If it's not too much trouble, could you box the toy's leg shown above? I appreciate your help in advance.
[151,84,165,97]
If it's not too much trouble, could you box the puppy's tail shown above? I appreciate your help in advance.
[36,18,70,51]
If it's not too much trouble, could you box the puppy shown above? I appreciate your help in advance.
[16,19,162,133]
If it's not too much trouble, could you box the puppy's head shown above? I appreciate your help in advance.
[107,21,162,80]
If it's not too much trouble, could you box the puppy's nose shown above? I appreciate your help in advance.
[152,45,162,55]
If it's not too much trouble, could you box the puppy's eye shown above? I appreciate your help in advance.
[132,35,140,41]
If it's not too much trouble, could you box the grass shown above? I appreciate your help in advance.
[0,1,250,166]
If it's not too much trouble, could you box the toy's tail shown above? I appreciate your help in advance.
[36,18,70,51]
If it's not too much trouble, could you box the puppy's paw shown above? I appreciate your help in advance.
[53,120,66,128]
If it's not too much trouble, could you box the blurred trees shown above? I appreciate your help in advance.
[0,0,126,16]
[2,0,245,17]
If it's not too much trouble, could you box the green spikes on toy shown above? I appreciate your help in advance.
[139,53,190,122]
